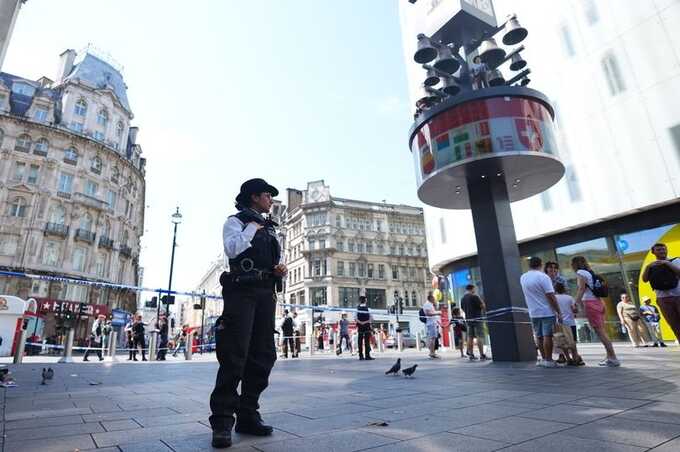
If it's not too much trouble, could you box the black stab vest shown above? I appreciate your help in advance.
[229,209,281,273]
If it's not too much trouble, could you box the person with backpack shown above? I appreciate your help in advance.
[279,310,296,358]
[642,243,680,340]
[640,296,666,347]
[571,256,619,367]
[460,285,487,360]
[83,314,106,362]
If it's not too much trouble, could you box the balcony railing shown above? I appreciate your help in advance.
[44,222,69,237]
[98,236,114,249]
[119,245,132,258]
[73,192,108,210]
[75,229,96,243]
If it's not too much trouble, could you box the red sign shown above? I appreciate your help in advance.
[35,298,109,317]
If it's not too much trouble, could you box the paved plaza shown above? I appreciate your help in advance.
[2,345,680,452]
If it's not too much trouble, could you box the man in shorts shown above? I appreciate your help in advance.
[643,243,680,339]
[460,285,487,360]
[422,294,440,358]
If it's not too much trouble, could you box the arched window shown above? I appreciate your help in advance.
[80,213,93,232]
[33,137,49,155]
[116,121,124,137]
[49,205,66,225]
[122,230,129,246]
[411,291,417,307]
[64,147,78,163]
[74,98,87,116]
[15,134,31,152]
[404,291,410,307]
[90,155,102,173]
[111,166,120,183]
[8,197,27,217]
[96,109,109,126]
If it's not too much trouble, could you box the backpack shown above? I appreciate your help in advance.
[648,259,679,291]
[418,308,427,324]
[586,270,609,298]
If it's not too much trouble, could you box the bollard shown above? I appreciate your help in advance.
[58,329,75,363]
[397,331,403,352]
[449,325,456,352]
[184,336,193,360]
[105,331,118,363]
[416,331,422,352]
[307,321,314,356]
[149,331,158,362]
[13,328,28,364]
[377,333,384,353]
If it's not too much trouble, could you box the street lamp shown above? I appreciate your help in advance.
[166,206,182,318]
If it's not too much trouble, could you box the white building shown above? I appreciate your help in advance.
[399,0,680,340]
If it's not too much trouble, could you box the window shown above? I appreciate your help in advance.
[90,156,102,173]
[102,220,111,238]
[72,247,88,272]
[404,292,410,307]
[319,239,325,249]
[409,267,416,280]
[116,121,124,137]
[94,131,105,141]
[602,51,626,96]
[411,291,418,306]
[0,234,18,256]
[12,161,26,182]
[8,197,27,217]
[376,220,383,232]
[74,99,87,116]
[439,217,447,243]
[12,82,35,96]
[583,0,598,25]
[367,263,374,278]
[33,137,49,155]
[15,134,31,152]
[335,215,342,228]
[106,189,117,209]
[348,241,355,253]
[378,264,385,279]
[392,267,399,280]
[349,262,356,277]
[96,109,109,126]
[390,245,396,255]
[49,205,66,225]
[308,240,315,251]
[399,245,405,255]
[366,288,386,309]
[559,24,575,57]
[337,240,344,251]
[64,147,78,163]
[71,122,84,133]
[80,213,93,231]
[27,165,39,184]
[42,241,61,266]
[34,107,48,122]
[311,287,327,306]
[377,243,384,255]
[339,287,360,307]
[358,262,366,277]
[401,266,408,281]
[111,166,120,183]
[337,261,345,276]
[313,259,321,276]
[366,243,373,254]
[358,242,365,253]
[94,253,107,277]
[58,172,73,193]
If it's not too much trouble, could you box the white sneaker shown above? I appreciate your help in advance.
[598,358,621,367]
[536,359,544,367]
[542,360,557,368]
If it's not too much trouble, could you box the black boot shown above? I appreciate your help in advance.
[235,412,273,436]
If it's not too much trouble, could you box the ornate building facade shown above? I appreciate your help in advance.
[0,48,145,339]
[283,181,430,319]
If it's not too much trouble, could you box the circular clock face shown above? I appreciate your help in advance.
[311,189,321,201]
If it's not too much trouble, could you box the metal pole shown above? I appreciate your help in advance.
[397,330,403,352]
[200,290,206,355]
[13,328,27,364]
[166,220,178,317]
[106,331,118,362]
[149,331,158,361]
[184,332,193,360]
[416,331,422,352]
[58,328,75,363]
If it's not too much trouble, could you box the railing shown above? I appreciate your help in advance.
[44,223,69,237]
[119,245,132,258]
[75,229,95,243]
[73,192,108,210]
[98,236,114,249]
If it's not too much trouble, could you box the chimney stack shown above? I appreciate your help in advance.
[56,49,76,82]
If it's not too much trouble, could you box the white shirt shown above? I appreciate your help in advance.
[422,301,438,326]
[222,210,283,262]
[556,294,576,326]
[576,269,596,299]
[520,270,557,318]
[655,258,680,298]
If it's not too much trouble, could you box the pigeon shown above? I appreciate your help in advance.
[385,358,401,376]
[41,367,54,385]
[402,364,418,378]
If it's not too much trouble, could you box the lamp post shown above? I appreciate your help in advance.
[166,207,182,317]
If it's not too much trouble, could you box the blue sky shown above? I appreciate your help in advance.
[5,0,420,296]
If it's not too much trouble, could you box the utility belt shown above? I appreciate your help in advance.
[220,269,280,290]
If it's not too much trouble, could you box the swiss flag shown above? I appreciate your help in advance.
[515,117,543,151]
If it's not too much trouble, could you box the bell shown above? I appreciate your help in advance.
[415,85,437,110]
[414,34,438,64]
[478,38,506,67]
[503,16,528,45]
[423,68,440,87]
[442,77,461,96]
[520,77,531,86]
[487,69,505,87]
[433,46,460,74]
[509,53,527,71]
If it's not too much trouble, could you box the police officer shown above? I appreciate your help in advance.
[209,178,287,449]
[356,296,374,360]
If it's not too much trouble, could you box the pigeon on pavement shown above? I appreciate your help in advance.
[385,358,401,376]
[41,367,54,385]
[402,364,418,378]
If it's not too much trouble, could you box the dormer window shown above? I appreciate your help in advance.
[34,107,48,122]
[97,109,109,126]
[74,98,87,117]
[12,82,35,97]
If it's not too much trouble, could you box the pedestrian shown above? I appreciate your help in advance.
[520,257,563,368]
[157,314,169,360]
[173,325,188,357]
[451,307,466,358]
[544,261,568,290]
[132,314,147,361]
[124,319,135,361]
[356,295,374,360]
[422,294,440,358]
[640,296,666,347]
[338,313,352,354]
[554,282,584,366]
[642,243,680,339]
[572,256,620,367]
[292,311,301,356]
[279,310,295,358]
[316,324,325,351]
[616,293,647,347]
[83,314,106,362]
[460,284,487,360]
[209,178,287,448]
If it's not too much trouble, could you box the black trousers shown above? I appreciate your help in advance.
[134,335,146,360]
[358,328,372,358]
[209,285,276,431]
[282,334,295,357]
[339,333,352,352]
[84,339,102,360]
[157,335,168,360]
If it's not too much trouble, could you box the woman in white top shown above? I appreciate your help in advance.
[571,256,620,367]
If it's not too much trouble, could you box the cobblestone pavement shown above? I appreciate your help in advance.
[2,344,680,451]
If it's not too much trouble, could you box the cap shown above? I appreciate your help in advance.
[641,296,651,303]
[236,178,279,206]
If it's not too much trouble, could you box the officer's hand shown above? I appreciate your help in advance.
[249,222,264,230]
[274,264,288,276]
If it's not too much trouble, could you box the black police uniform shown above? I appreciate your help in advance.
[356,303,373,360]
[209,207,281,432]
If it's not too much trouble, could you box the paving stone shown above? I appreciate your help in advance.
[4,419,104,442]
[5,406,93,421]
[102,418,143,432]
[566,396,653,410]
[133,411,209,427]
[82,407,178,423]
[365,431,509,451]
[4,414,84,430]
[92,421,211,447]
[3,433,97,452]
[517,404,623,425]
[253,429,398,452]
[649,435,680,451]
[117,439,174,452]
[616,402,680,425]
[500,433,648,452]
[451,416,574,444]
[567,416,680,448]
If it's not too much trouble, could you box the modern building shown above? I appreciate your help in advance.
[0,0,24,70]
[0,47,146,342]
[282,180,430,331]
[399,0,680,341]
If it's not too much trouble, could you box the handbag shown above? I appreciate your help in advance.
[553,324,575,351]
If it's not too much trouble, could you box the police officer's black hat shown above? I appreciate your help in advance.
[235,178,279,206]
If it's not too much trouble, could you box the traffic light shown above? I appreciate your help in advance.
[78,303,87,317]
[171,318,176,329]
[161,295,175,305]
[145,297,157,309]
